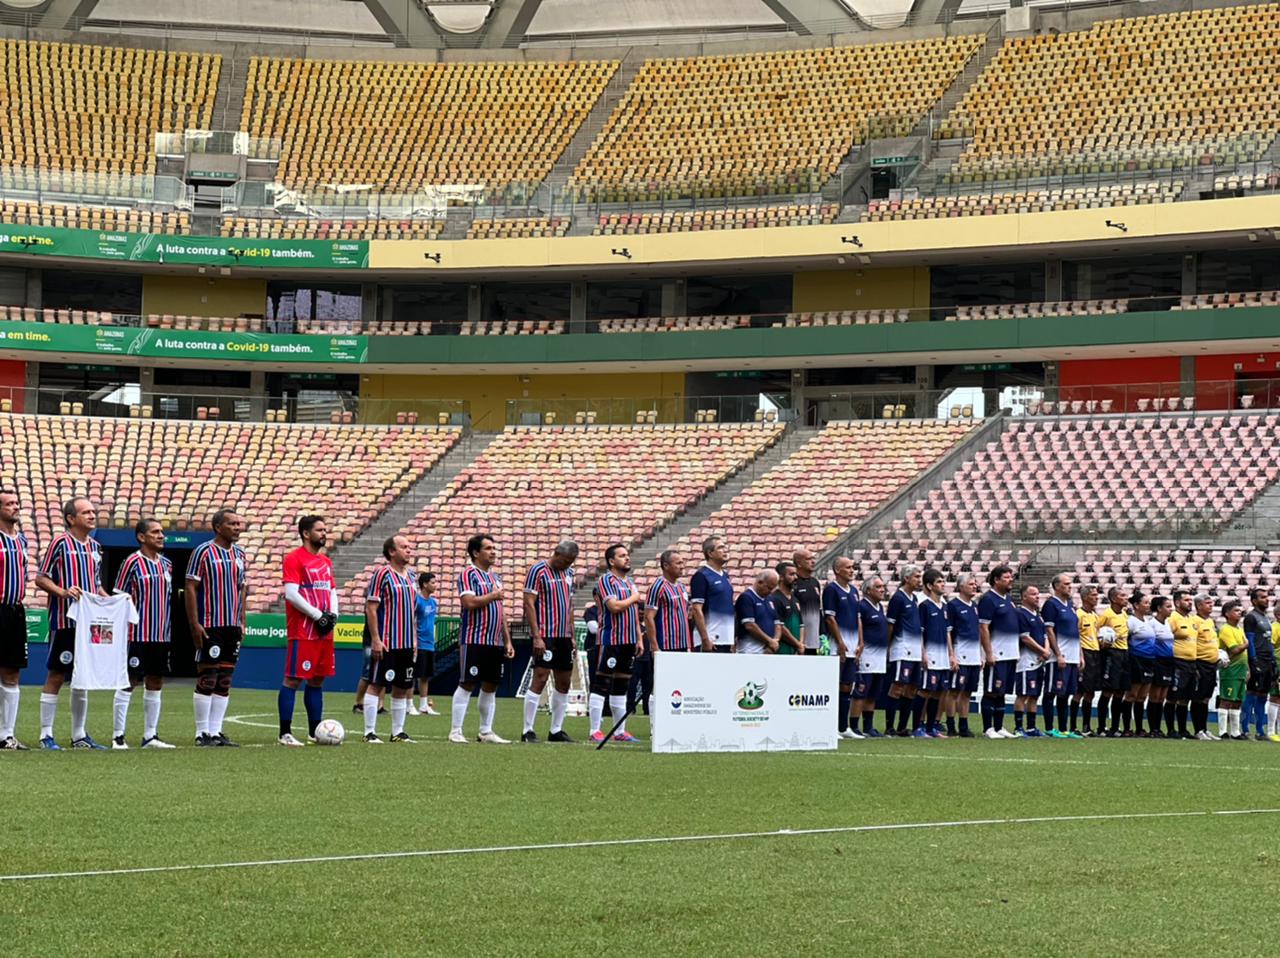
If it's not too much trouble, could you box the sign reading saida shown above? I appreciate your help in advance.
[0,224,368,269]
[0,321,368,364]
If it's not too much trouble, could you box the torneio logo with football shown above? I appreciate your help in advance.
[736,680,766,711]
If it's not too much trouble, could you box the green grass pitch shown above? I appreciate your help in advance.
[6,686,1280,957]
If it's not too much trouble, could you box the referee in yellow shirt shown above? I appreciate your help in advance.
[1191,595,1220,740]
[1072,585,1100,736]
[1167,589,1199,739]
[1097,587,1131,736]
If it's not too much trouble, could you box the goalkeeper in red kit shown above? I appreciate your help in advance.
[278,515,339,746]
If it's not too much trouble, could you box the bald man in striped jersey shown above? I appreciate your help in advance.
[521,540,579,743]
[185,508,247,747]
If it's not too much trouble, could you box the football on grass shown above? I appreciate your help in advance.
[315,719,345,745]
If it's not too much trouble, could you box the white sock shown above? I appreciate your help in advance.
[143,689,162,739]
[40,691,57,739]
[70,688,89,740]
[451,686,471,732]
[193,692,211,736]
[478,690,496,734]
[363,693,379,735]
[588,692,604,734]
[648,693,654,718]
[609,695,627,735]
[550,689,568,734]
[390,697,407,736]
[1228,709,1240,737]
[1269,703,1278,736]
[523,689,540,733]
[113,689,132,738]
[208,694,229,735]
[0,685,17,739]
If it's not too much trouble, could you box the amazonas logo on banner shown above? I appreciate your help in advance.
[651,652,838,753]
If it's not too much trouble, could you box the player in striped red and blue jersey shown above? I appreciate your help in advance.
[111,518,175,750]
[34,496,107,750]
[0,490,30,750]
[362,534,417,744]
[185,509,247,747]
[520,540,579,743]
[450,533,514,744]
[644,549,693,718]
[590,543,644,743]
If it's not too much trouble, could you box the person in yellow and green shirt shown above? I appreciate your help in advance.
[1268,604,1280,742]
[1167,590,1199,739]
[1096,586,1132,736]
[1191,594,1219,740]
[1072,585,1101,736]
[1217,600,1249,740]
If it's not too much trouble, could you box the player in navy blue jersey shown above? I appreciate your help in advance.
[35,496,108,750]
[978,564,1020,739]
[590,543,644,743]
[185,508,248,747]
[690,535,734,652]
[363,534,418,744]
[822,557,861,737]
[112,518,176,749]
[918,568,955,738]
[886,566,925,736]
[521,540,579,743]
[0,490,30,750]
[451,533,514,744]
[1013,585,1051,737]
[851,574,891,737]
[945,574,982,737]
[1040,572,1081,739]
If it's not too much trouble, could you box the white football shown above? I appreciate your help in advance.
[314,719,345,746]
[1218,650,1230,668]
[1098,627,1117,648]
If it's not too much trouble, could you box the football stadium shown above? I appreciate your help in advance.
[2,0,1280,953]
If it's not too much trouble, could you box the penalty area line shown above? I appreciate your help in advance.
[3,808,1279,884]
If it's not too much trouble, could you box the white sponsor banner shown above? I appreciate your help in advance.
[651,651,839,753]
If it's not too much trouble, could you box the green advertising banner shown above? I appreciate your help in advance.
[0,321,368,363]
[0,224,368,269]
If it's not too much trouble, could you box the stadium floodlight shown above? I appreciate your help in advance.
[841,235,863,247]
[610,247,632,259]
[1104,220,1128,233]
[423,253,442,263]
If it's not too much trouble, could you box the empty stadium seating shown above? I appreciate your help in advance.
[945,300,1129,321]
[459,320,565,335]
[0,414,459,611]
[597,309,908,333]
[340,423,785,619]
[243,57,617,193]
[1173,290,1280,309]
[637,420,973,583]
[848,413,1280,586]
[1073,546,1280,602]
[865,182,1182,221]
[1213,169,1280,195]
[221,216,445,241]
[938,6,1280,181]
[0,40,219,176]
[466,217,569,240]
[571,36,983,200]
[593,203,838,234]
[1,199,189,234]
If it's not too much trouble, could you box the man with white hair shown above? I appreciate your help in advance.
[886,566,925,736]
[735,569,781,655]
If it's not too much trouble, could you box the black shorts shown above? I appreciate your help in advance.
[1151,657,1175,688]
[368,647,415,690]
[1247,662,1275,695]
[196,626,242,668]
[1170,660,1198,700]
[1129,654,1156,686]
[1103,649,1130,692]
[0,603,27,670]
[459,643,506,687]
[596,645,636,677]
[128,642,170,681]
[1195,662,1218,699]
[531,635,575,673]
[1079,649,1103,694]
[413,649,436,681]
[46,627,76,676]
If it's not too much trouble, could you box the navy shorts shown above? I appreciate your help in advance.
[952,664,981,693]
[890,660,919,686]
[983,660,1016,695]
[839,656,858,686]
[1045,662,1079,696]
[46,627,75,676]
[920,668,952,693]
[852,670,885,701]
[1014,666,1043,697]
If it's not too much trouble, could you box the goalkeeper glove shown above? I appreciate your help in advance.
[314,611,338,636]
